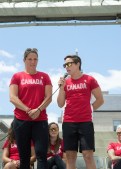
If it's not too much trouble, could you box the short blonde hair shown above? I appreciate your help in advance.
[116,125,121,132]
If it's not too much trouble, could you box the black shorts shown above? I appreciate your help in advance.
[62,122,95,153]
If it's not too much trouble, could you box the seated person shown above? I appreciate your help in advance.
[47,122,66,169]
[107,125,121,169]
[2,121,36,169]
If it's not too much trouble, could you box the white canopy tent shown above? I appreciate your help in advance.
[0,0,121,27]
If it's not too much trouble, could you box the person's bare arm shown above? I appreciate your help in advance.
[91,87,104,111]
[57,88,66,108]
[57,77,66,108]
[37,85,52,111]
[9,84,30,112]
[108,149,121,163]
[2,147,20,168]
[62,152,67,164]
[2,148,11,164]
[30,146,36,164]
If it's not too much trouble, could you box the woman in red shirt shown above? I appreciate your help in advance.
[2,121,36,169]
[107,125,121,169]
[47,122,66,169]
[9,48,52,169]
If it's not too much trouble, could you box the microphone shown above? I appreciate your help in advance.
[59,73,68,87]
[63,73,68,79]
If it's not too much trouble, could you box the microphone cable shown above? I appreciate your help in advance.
[0,73,68,142]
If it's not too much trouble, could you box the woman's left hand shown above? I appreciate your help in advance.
[16,160,20,168]
[27,108,41,119]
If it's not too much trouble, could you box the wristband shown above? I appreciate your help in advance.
[37,107,41,112]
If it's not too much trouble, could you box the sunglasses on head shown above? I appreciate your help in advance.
[24,48,38,58]
[25,48,38,53]
[63,62,75,68]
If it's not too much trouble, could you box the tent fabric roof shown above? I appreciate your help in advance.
[0,0,121,27]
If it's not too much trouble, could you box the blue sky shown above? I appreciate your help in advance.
[0,25,121,122]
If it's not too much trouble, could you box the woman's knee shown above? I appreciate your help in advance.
[66,151,77,163]
[82,150,94,162]
[4,162,17,169]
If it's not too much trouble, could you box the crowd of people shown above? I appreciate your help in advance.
[1,48,109,169]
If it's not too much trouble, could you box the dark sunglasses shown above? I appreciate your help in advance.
[25,48,38,53]
[49,128,58,132]
[26,48,38,52]
[63,62,75,68]
[117,132,121,135]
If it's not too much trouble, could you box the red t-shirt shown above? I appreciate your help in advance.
[63,74,99,122]
[10,71,52,121]
[47,139,64,158]
[2,140,19,160]
[107,142,121,166]
[2,139,34,161]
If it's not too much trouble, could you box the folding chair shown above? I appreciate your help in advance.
[105,157,112,169]
[31,163,35,169]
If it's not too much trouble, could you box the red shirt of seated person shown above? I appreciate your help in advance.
[107,125,121,169]
[2,122,36,169]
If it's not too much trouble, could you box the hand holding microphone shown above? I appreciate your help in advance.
[58,73,68,88]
